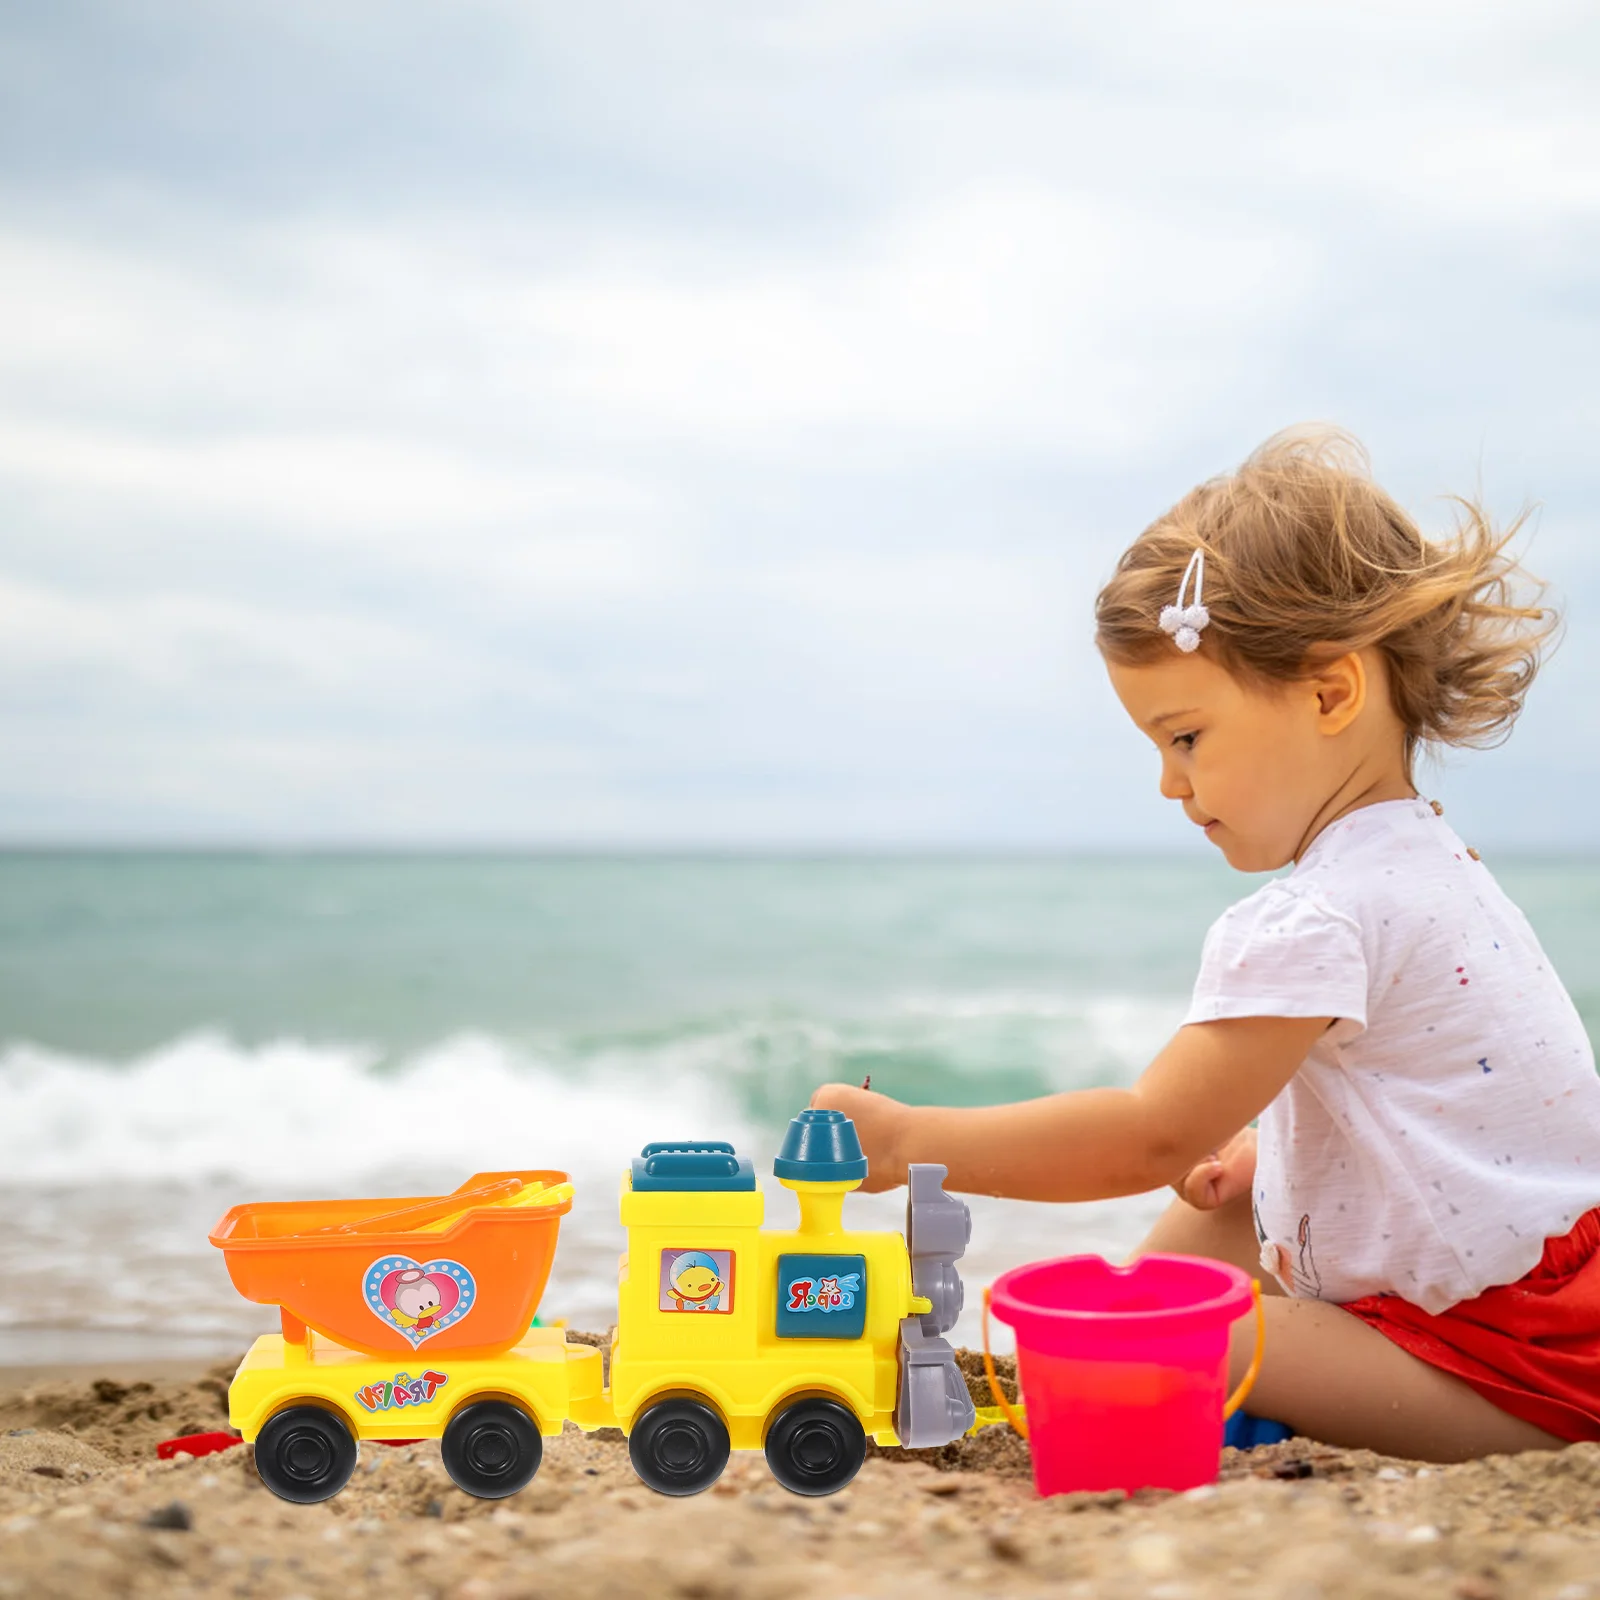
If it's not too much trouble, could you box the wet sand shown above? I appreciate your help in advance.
[3,1353,1600,1599]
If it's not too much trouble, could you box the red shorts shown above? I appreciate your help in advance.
[1340,1207,1600,1443]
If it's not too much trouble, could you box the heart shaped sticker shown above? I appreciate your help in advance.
[364,1256,477,1346]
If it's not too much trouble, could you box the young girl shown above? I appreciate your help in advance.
[813,428,1600,1463]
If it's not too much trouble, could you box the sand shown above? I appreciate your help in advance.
[3,1351,1600,1599]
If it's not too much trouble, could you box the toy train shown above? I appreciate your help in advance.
[210,1108,977,1503]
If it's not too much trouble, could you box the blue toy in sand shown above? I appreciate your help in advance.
[1223,1411,1294,1450]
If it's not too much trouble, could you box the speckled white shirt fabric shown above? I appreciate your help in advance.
[1182,798,1600,1314]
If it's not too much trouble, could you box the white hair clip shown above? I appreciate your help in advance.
[1159,549,1210,653]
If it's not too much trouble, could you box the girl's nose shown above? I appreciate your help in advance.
[1158,757,1192,802]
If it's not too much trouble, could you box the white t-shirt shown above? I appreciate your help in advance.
[1182,798,1600,1315]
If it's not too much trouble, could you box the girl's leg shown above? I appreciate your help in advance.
[1130,1193,1565,1459]
[1228,1296,1566,1462]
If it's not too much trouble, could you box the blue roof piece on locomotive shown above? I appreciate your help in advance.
[631,1140,757,1192]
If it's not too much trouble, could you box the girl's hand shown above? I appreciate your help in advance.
[808,1083,913,1192]
[1171,1126,1257,1210]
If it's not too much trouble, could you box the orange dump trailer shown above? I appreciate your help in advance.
[209,1169,572,1358]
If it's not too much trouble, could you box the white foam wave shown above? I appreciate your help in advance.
[0,993,1188,1190]
[889,989,1185,1081]
[893,989,1107,1020]
[0,1031,759,1187]
[1075,995,1189,1074]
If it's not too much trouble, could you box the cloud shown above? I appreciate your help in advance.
[0,2,1597,846]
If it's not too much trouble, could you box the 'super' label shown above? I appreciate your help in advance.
[786,1273,860,1312]
[775,1253,868,1340]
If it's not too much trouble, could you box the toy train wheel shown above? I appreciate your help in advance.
[764,1398,866,1497]
[628,1398,730,1497]
[441,1400,543,1499]
[254,1405,358,1504]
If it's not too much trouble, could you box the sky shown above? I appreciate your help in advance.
[1,2,1597,851]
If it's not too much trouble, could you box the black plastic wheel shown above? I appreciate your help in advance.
[254,1405,358,1504]
[628,1397,730,1496]
[764,1398,867,1497]
[441,1400,543,1499]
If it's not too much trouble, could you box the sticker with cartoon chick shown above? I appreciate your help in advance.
[659,1248,732,1313]
[365,1258,475,1347]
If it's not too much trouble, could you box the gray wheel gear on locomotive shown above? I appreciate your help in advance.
[895,1163,977,1448]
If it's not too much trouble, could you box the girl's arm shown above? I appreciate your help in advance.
[810,1013,1329,1201]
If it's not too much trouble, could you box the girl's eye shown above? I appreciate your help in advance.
[1171,732,1198,751]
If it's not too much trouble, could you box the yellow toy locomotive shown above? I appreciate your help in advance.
[210,1108,976,1502]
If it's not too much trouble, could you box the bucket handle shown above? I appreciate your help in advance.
[1222,1278,1265,1420]
[980,1286,1030,1440]
[980,1278,1266,1439]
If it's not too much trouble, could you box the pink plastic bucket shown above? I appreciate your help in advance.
[987,1253,1259,1496]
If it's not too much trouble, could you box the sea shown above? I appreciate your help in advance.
[2,852,1596,1365]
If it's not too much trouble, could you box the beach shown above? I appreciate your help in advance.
[4,1352,1600,1600]
[5,855,1599,1595]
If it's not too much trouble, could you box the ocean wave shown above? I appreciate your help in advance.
[0,991,1185,1188]
[891,991,1183,1067]
[0,1031,761,1187]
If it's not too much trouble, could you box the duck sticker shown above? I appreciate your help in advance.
[364,1257,476,1346]
[659,1249,733,1313]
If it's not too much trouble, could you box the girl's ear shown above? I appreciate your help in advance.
[1311,649,1367,735]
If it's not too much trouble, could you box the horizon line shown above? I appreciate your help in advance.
[1,840,1595,863]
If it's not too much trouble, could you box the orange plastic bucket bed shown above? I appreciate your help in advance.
[209,1170,572,1359]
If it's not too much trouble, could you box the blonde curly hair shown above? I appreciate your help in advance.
[1094,427,1560,780]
